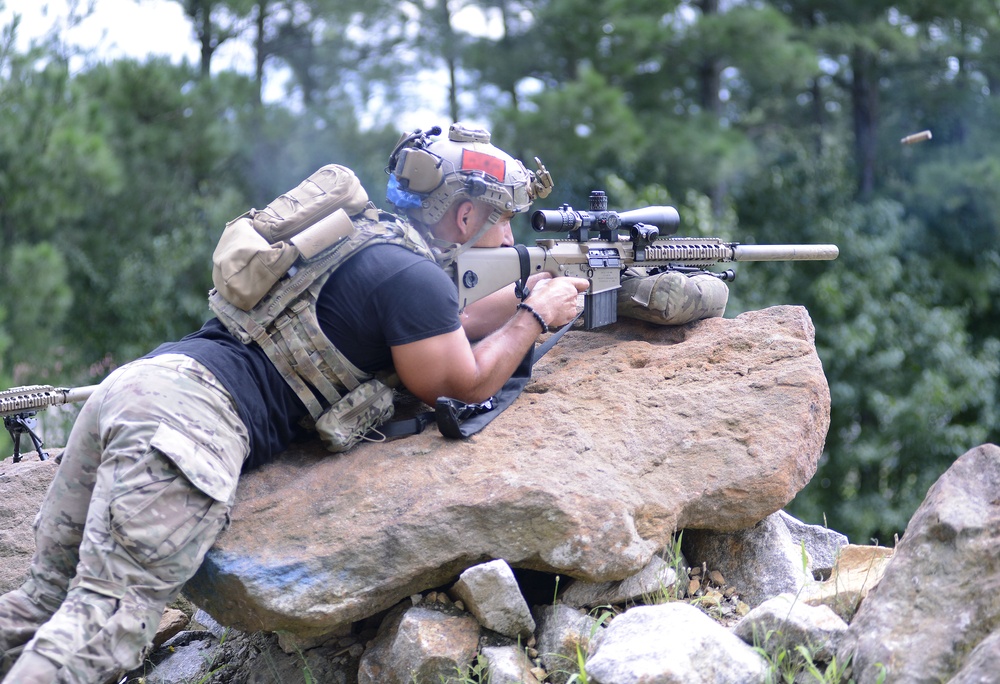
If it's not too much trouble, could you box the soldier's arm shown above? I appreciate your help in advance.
[459,273,553,341]
[393,276,588,405]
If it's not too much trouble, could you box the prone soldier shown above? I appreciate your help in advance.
[0,123,730,684]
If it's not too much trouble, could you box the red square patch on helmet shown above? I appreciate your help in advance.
[461,149,506,181]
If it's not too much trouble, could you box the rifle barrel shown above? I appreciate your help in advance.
[732,244,839,262]
[64,386,99,404]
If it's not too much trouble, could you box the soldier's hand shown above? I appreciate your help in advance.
[524,275,590,328]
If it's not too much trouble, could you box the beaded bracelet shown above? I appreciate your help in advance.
[517,302,550,334]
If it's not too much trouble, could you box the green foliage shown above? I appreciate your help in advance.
[788,198,1000,543]
[566,643,589,684]
[753,626,857,684]
[496,64,646,205]
[728,127,1000,543]
[448,653,489,684]
[50,58,250,363]
[0,45,107,385]
[3,242,74,380]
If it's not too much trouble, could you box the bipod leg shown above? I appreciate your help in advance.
[4,413,47,463]
[11,430,22,463]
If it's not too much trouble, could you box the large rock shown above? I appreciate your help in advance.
[357,603,480,684]
[733,594,848,662]
[559,555,680,610]
[534,604,606,684]
[0,455,59,594]
[185,306,830,635]
[450,559,535,639]
[837,444,1000,683]
[584,603,768,684]
[776,510,849,576]
[798,544,893,622]
[683,511,811,608]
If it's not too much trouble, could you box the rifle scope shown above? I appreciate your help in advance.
[531,191,680,238]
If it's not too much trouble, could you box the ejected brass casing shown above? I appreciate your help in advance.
[901,130,933,145]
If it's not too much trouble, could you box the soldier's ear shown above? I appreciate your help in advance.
[454,200,478,239]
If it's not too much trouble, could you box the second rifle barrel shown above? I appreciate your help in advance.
[64,385,100,404]
[732,244,840,262]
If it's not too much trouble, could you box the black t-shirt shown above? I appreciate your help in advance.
[147,243,460,470]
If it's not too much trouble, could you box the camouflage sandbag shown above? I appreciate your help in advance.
[315,379,395,452]
[617,269,728,325]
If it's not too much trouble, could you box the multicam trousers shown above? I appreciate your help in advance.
[0,354,249,684]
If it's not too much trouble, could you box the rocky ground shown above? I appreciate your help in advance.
[6,313,998,683]
[124,557,756,684]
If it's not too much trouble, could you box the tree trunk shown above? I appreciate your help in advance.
[696,0,725,216]
[254,0,267,107]
[435,0,460,122]
[199,0,214,78]
[811,77,824,155]
[850,46,879,200]
[696,0,720,116]
[497,0,519,111]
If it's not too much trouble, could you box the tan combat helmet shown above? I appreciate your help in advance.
[386,123,553,244]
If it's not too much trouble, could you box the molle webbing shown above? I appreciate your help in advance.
[209,214,435,420]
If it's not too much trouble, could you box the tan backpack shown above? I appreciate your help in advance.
[211,164,373,311]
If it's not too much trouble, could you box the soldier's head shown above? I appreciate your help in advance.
[385,123,552,248]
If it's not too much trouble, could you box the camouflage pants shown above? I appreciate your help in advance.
[0,354,249,684]
[617,269,729,325]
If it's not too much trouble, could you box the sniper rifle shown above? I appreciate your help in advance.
[451,189,839,330]
[1,384,97,462]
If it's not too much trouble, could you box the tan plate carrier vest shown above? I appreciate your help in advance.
[206,165,437,451]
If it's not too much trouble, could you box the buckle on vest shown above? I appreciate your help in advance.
[274,299,310,332]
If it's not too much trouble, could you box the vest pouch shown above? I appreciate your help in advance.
[289,208,356,260]
[253,164,370,243]
[315,379,396,453]
[212,216,299,311]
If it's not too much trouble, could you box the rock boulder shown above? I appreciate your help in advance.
[185,306,830,635]
[0,456,59,594]
[837,444,1000,683]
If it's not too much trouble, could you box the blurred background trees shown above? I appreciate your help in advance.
[2,0,998,545]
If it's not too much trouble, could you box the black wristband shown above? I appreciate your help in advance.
[517,302,549,334]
